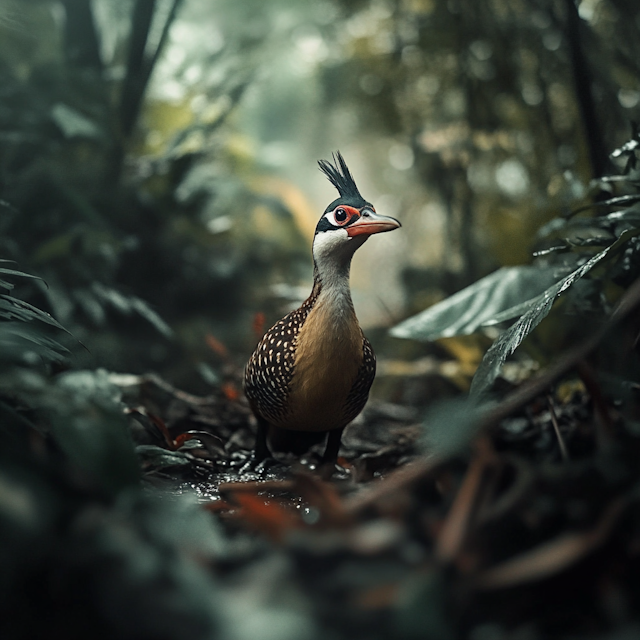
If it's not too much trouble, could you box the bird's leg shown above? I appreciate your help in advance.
[318,427,348,480]
[321,427,344,466]
[238,416,275,474]
[254,416,271,462]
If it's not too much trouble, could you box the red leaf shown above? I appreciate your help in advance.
[222,382,240,401]
[205,333,229,359]
[232,493,300,542]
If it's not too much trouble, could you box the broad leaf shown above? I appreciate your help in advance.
[390,266,562,341]
[470,229,640,397]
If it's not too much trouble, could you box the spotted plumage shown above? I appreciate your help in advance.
[244,286,320,425]
[243,152,400,465]
[343,337,376,421]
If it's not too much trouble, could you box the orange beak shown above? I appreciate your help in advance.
[346,211,401,237]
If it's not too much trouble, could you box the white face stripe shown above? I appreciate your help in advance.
[313,227,350,257]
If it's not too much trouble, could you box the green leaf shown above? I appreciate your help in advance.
[390,266,562,341]
[0,295,70,333]
[1,369,140,494]
[91,284,173,338]
[136,445,193,470]
[0,267,44,282]
[603,204,640,227]
[0,323,69,364]
[470,229,640,398]
[50,103,102,139]
[128,296,173,338]
[0,265,46,291]
[48,370,140,493]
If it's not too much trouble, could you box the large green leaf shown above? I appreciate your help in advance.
[470,229,640,397]
[390,266,563,341]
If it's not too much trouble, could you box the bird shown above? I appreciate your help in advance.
[243,152,401,468]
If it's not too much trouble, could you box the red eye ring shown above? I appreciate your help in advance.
[330,205,360,226]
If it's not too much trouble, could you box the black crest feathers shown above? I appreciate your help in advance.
[318,152,363,200]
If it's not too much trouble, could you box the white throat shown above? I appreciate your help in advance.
[312,229,366,316]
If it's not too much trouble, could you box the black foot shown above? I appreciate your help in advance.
[321,427,345,467]
[237,451,282,475]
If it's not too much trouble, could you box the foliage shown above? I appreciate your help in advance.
[0,0,307,384]
[392,129,640,397]
[391,265,563,341]
[0,239,226,640]
[322,0,640,293]
[0,261,69,364]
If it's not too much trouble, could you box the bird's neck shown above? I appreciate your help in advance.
[312,255,353,307]
[308,231,368,323]
[311,245,362,325]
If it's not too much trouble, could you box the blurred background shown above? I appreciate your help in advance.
[0,0,638,393]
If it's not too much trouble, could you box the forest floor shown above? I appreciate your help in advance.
[116,360,640,640]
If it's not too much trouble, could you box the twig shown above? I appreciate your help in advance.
[343,457,440,515]
[547,396,569,462]
[436,437,495,563]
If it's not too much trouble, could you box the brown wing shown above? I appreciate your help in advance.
[244,291,319,423]
[342,335,376,423]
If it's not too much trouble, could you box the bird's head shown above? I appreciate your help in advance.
[313,152,401,275]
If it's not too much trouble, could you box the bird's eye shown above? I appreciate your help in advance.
[324,205,359,227]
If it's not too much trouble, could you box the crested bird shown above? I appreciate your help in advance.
[244,152,401,467]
